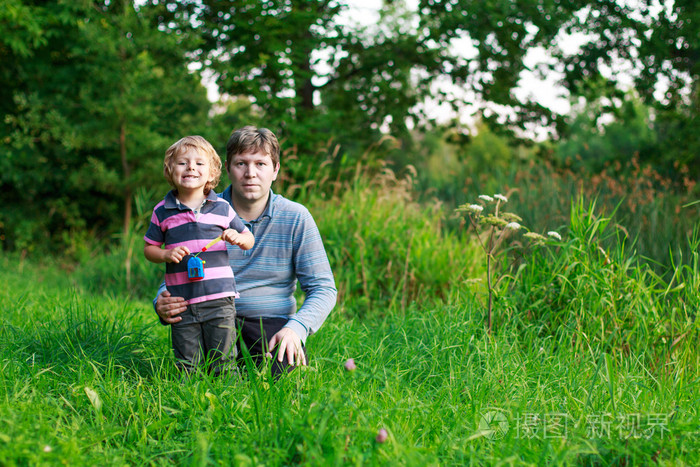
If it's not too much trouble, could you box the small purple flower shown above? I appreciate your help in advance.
[344,358,356,371]
[376,428,388,443]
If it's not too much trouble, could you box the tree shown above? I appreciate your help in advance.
[555,92,657,171]
[417,0,698,169]
[147,0,447,156]
[0,1,211,254]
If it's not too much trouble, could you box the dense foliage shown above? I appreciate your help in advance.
[1,0,210,252]
[1,0,698,264]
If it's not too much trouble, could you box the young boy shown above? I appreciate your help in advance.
[144,135,254,375]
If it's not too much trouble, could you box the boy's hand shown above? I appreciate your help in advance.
[221,228,240,245]
[163,246,190,263]
[222,228,255,250]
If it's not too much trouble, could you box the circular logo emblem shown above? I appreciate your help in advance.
[479,410,509,440]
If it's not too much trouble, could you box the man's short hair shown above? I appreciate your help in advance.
[226,126,280,171]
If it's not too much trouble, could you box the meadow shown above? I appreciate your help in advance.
[1,162,698,465]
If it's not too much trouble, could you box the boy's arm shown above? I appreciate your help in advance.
[144,243,190,263]
[225,208,255,250]
[144,243,166,263]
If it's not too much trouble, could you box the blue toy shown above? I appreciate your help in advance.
[186,236,222,281]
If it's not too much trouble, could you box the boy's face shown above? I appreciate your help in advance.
[226,151,280,204]
[171,148,214,194]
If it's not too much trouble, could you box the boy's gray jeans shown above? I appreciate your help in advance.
[170,296,236,375]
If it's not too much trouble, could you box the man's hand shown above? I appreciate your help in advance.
[156,289,187,324]
[267,327,306,366]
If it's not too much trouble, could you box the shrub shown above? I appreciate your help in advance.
[507,197,699,363]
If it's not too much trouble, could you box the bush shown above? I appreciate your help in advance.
[507,197,699,363]
[305,161,484,316]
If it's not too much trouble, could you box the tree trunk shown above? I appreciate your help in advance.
[294,2,315,112]
[120,121,133,290]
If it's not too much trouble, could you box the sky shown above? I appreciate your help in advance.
[149,0,669,137]
[338,0,676,139]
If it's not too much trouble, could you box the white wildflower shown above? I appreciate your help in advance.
[547,231,562,240]
[505,222,521,231]
[43,446,52,453]
[478,194,494,202]
[468,204,484,213]
[494,194,508,203]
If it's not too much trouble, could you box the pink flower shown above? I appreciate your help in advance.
[376,428,388,443]
[344,358,356,371]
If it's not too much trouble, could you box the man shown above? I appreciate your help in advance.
[155,126,337,376]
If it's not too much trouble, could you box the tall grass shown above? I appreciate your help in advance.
[57,149,696,302]
[506,198,699,364]
[309,162,484,316]
[4,155,696,464]
[1,254,697,464]
[513,157,699,271]
[421,155,700,274]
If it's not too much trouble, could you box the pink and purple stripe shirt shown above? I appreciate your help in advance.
[144,190,249,304]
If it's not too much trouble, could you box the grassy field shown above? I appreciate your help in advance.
[1,165,699,465]
[1,234,698,464]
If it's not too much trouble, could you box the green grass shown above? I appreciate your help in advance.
[1,163,698,465]
[0,253,697,465]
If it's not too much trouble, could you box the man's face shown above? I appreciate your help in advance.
[226,151,280,203]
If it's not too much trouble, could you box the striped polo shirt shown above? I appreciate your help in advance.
[145,190,249,304]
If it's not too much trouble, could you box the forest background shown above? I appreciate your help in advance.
[0,0,699,464]
[2,0,698,267]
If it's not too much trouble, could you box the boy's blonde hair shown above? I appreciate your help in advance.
[164,135,222,195]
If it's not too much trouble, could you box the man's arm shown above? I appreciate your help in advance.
[268,209,337,365]
[285,211,337,340]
